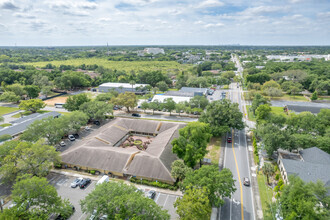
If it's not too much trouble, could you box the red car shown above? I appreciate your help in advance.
[227,137,232,143]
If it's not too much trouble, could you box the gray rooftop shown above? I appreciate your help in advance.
[0,111,61,137]
[164,91,194,97]
[179,87,208,94]
[281,147,330,186]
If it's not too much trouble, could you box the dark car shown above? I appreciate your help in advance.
[147,190,156,200]
[227,137,232,143]
[73,133,79,139]
[132,113,141,117]
[243,177,250,186]
[79,178,91,189]
[93,121,100,126]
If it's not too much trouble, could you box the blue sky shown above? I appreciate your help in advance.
[0,0,329,46]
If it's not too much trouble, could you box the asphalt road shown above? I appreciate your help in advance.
[219,55,255,220]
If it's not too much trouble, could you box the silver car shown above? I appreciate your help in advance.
[71,177,83,188]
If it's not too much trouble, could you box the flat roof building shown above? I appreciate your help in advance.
[152,95,191,104]
[98,82,149,94]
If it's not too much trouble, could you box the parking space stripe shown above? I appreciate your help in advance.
[155,192,161,203]
[163,194,169,207]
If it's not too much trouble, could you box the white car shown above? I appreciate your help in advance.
[68,135,75,141]
[85,126,90,131]
[71,177,83,188]
[59,141,66,147]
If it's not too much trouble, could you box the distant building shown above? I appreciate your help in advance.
[152,95,191,104]
[179,87,208,96]
[98,82,149,94]
[144,48,165,55]
[277,147,330,185]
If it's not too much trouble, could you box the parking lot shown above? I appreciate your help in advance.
[47,173,96,220]
[47,173,180,220]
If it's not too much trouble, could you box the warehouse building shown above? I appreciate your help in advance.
[98,82,149,94]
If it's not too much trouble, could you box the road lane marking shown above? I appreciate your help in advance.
[232,130,244,220]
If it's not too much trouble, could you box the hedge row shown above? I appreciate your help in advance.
[130,177,178,191]
[252,133,260,165]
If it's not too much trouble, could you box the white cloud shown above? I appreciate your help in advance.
[196,0,224,8]
[204,23,224,28]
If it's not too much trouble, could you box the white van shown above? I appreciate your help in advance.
[96,175,109,185]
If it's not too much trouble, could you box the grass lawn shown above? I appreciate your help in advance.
[11,110,50,118]
[257,172,275,219]
[168,88,179,91]
[246,105,288,122]
[0,123,12,127]
[59,112,72,116]
[205,137,221,165]
[0,106,19,115]
[267,94,308,102]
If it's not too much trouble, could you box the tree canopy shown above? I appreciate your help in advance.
[19,99,46,113]
[111,92,137,112]
[80,181,170,220]
[199,99,244,136]
[79,101,113,120]
[63,93,91,111]
[172,122,212,168]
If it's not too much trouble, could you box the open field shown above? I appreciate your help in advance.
[205,137,221,165]
[266,94,308,102]
[0,106,19,115]
[246,105,288,122]
[22,58,192,73]
[44,96,68,106]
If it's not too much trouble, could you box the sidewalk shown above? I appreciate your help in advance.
[50,169,183,197]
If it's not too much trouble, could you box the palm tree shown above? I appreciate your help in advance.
[129,80,136,92]
[263,163,274,185]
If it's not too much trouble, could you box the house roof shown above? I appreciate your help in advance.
[61,118,186,183]
[0,111,61,137]
[280,147,330,186]
[98,82,148,89]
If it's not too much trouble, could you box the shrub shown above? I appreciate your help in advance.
[0,134,12,142]
[89,170,96,175]
[280,185,284,192]
[130,177,178,190]
[54,163,62,169]
[278,179,284,187]
[274,186,279,192]
[275,192,280,199]
[275,174,280,181]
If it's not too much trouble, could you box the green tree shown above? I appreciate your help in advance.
[175,102,186,116]
[174,186,211,220]
[163,98,176,115]
[141,101,149,113]
[279,176,329,219]
[311,91,318,100]
[5,83,26,98]
[67,111,89,132]
[0,140,60,183]
[172,122,212,168]
[170,160,192,182]
[199,99,244,136]
[63,93,91,111]
[182,166,236,207]
[255,104,272,123]
[81,181,170,220]
[189,95,209,109]
[251,93,270,115]
[95,91,118,102]
[129,80,136,92]
[19,99,46,113]
[111,92,137,112]
[149,100,160,114]
[41,85,53,98]
[0,140,19,166]
[0,91,20,103]
[262,163,274,185]
[156,81,169,92]
[9,175,71,219]
[79,101,113,120]
[24,85,41,99]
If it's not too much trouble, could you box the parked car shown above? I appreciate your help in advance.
[68,135,75,141]
[132,113,141,117]
[227,137,232,143]
[59,141,66,147]
[147,190,156,200]
[79,178,91,189]
[93,121,100,126]
[243,177,250,186]
[85,126,90,131]
[73,133,79,139]
[71,177,83,188]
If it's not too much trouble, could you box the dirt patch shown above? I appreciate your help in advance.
[44,96,68,106]
[205,137,221,165]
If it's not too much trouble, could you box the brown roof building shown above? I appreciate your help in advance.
[61,118,185,184]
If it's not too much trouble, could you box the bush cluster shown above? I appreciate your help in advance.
[252,133,260,165]
[0,134,12,142]
[130,177,178,191]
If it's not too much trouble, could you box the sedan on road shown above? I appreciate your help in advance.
[243,177,250,186]
[132,113,141,117]
[227,137,232,143]
[71,177,83,188]
[79,178,91,189]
